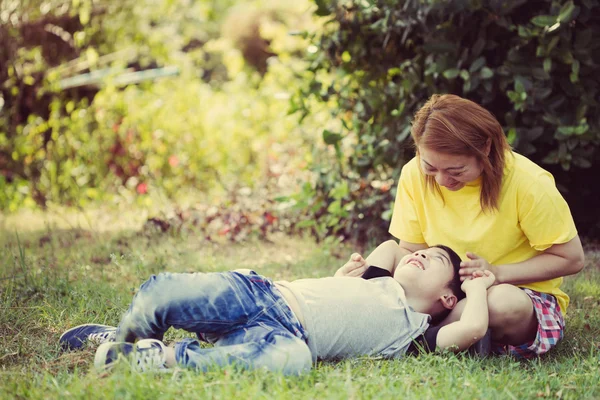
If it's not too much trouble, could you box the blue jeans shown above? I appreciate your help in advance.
[115,270,312,374]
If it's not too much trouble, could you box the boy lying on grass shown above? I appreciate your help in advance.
[60,241,494,374]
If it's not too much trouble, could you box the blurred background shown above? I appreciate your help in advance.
[1,0,599,243]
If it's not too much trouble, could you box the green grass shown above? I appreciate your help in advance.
[1,210,599,399]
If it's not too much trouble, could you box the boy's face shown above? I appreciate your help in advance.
[393,247,455,299]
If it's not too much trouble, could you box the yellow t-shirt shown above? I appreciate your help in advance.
[389,151,577,314]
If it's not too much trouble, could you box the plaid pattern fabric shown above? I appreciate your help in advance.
[493,288,564,359]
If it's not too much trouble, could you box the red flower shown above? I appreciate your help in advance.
[137,183,148,194]
[168,155,179,167]
[264,212,277,225]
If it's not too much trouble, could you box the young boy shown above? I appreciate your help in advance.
[60,241,494,374]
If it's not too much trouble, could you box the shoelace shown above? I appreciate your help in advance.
[135,346,166,372]
[88,330,115,344]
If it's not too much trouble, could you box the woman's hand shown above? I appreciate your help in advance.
[334,253,368,277]
[459,252,498,283]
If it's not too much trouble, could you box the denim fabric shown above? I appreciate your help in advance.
[115,270,312,374]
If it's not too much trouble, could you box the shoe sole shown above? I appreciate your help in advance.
[59,324,115,350]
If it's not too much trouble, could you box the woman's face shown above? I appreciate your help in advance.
[418,146,483,191]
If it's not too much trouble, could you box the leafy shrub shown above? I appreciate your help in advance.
[0,0,321,210]
[293,0,600,242]
[0,0,228,209]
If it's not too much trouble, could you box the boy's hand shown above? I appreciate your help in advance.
[460,270,496,292]
[334,253,368,277]
[459,252,497,282]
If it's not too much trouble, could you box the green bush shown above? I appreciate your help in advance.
[293,0,600,242]
[0,0,321,210]
[0,0,228,209]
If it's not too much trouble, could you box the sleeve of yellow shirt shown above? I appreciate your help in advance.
[389,159,426,244]
[517,171,578,252]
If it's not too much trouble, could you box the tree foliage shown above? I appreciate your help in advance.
[0,0,319,211]
[294,0,600,241]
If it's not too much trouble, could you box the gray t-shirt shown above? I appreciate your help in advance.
[275,276,430,362]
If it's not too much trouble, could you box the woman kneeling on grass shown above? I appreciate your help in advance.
[60,244,494,374]
[336,94,585,358]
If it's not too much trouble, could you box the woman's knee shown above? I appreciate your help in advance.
[487,284,534,324]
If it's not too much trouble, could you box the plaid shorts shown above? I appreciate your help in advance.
[493,288,565,359]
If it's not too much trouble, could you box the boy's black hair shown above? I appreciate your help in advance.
[430,244,466,325]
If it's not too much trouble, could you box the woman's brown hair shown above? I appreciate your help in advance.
[411,94,511,212]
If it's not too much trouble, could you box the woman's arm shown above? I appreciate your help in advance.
[334,240,427,277]
[493,235,584,284]
[388,240,428,274]
[460,235,585,284]
[365,240,427,273]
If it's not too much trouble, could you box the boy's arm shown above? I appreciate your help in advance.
[435,271,494,352]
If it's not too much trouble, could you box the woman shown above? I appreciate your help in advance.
[337,94,585,357]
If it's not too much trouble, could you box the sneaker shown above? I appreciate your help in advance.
[59,324,117,350]
[94,339,168,372]
[469,328,492,357]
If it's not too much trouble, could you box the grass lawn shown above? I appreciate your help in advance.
[1,209,599,399]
